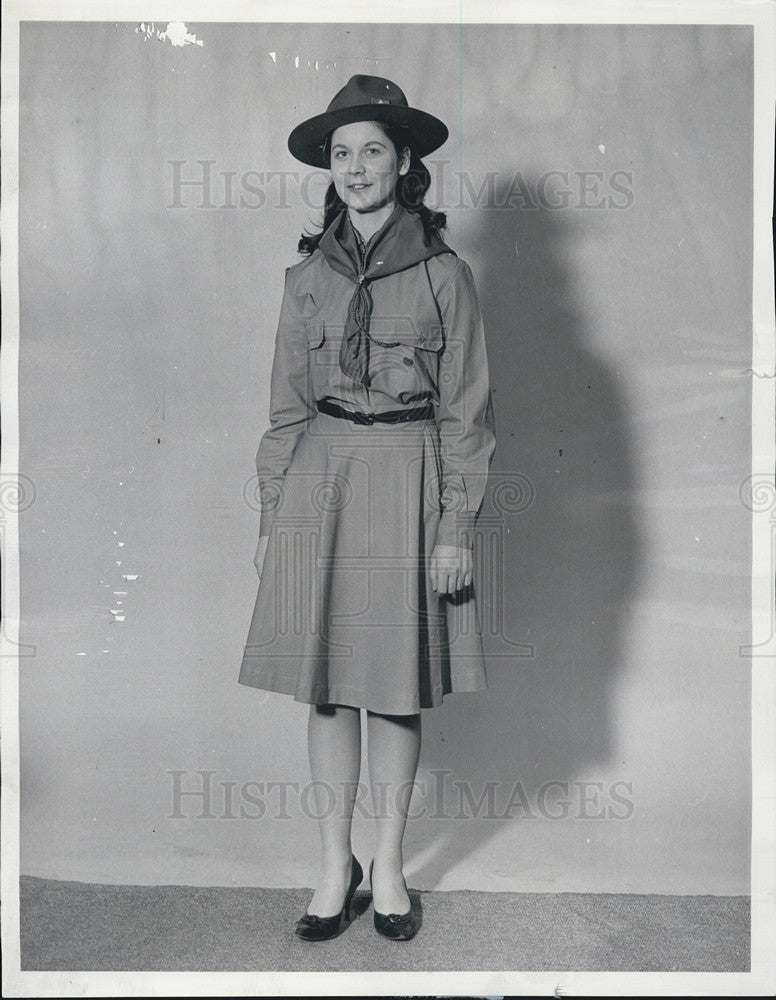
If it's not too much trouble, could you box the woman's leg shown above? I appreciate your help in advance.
[366,710,422,914]
[306,703,362,916]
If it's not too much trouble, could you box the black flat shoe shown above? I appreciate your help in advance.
[369,859,418,941]
[295,855,363,941]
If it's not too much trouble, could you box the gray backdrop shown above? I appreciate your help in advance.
[19,21,751,893]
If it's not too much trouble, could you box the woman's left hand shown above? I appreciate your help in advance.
[429,544,473,594]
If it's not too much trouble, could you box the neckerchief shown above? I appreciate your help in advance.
[317,204,455,387]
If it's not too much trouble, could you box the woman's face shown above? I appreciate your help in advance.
[329,120,410,216]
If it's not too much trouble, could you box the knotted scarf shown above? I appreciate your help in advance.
[317,204,454,387]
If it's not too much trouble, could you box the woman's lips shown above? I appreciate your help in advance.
[348,183,371,190]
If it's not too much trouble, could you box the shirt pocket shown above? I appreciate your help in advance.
[305,318,340,383]
[368,314,444,401]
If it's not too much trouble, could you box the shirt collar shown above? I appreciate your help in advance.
[318,203,454,283]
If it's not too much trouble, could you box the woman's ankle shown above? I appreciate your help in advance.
[371,851,404,874]
[320,847,354,871]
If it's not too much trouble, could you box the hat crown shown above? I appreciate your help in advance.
[327,75,409,113]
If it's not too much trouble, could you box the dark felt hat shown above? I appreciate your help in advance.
[287,74,448,168]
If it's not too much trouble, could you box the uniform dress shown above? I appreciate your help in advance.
[238,203,496,715]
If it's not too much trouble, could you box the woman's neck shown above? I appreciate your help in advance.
[347,202,400,244]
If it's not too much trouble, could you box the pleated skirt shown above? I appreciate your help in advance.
[238,410,488,714]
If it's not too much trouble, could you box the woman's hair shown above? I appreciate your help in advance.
[297,120,447,255]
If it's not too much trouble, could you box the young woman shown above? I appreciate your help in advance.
[239,74,496,941]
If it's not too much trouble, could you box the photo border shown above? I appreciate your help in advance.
[2,1,774,995]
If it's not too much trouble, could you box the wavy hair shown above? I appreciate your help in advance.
[297,121,447,255]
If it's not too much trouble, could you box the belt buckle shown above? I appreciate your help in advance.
[352,409,374,425]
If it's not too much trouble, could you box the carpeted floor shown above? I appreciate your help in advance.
[19,876,749,972]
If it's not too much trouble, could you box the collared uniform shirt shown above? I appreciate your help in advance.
[255,229,497,547]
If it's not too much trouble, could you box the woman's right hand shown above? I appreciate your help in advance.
[254,535,270,579]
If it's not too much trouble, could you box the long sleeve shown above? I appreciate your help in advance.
[256,266,317,537]
[434,258,497,548]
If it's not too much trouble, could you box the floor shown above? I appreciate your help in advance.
[19,876,750,972]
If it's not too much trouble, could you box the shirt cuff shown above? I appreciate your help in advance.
[257,479,284,538]
[435,510,478,548]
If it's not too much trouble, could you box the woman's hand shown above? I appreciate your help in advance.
[254,535,270,579]
[429,544,473,594]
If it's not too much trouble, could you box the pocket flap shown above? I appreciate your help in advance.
[367,316,444,351]
[306,323,326,349]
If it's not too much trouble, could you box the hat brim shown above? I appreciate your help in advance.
[288,104,448,167]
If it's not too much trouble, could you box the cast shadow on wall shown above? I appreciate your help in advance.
[417,175,642,882]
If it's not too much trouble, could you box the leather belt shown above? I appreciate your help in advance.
[317,398,434,425]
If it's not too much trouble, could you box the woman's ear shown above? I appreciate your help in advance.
[398,146,411,175]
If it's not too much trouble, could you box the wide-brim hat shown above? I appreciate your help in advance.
[287,74,448,168]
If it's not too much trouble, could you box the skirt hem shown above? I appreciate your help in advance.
[237,670,487,715]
